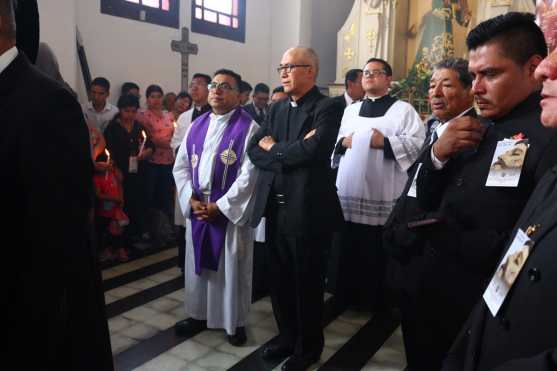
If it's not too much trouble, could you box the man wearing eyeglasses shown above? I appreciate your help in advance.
[331,58,424,313]
[171,72,212,275]
[248,47,344,371]
[173,69,259,347]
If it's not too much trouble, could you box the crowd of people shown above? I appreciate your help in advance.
[4,0,557,369]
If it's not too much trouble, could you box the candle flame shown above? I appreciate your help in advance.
[173,121,177,129]
[142,130,147,139]
[105,149,110,157]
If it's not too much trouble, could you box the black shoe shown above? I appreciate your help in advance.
[281,353,320,371]
[261,343,294,361]
[174,318,206,336]
[227,326,247,346]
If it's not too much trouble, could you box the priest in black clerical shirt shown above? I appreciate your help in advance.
[248,47,344,371]
[1,1,113,369]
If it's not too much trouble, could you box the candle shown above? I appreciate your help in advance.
[105,149,110,179]
[139,130,147,156]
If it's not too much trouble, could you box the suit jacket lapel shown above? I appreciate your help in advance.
[290,92,320,139]
[273,100,289,141]
[0,53,27,98]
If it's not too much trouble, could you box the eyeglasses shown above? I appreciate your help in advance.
[208,82,237,91]
[276,64,311,75]
[363,69,387,78]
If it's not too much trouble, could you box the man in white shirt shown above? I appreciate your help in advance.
[173,69,259,346]
[331,68,365,110]
[82,76,118,133]
[332,58,424,312]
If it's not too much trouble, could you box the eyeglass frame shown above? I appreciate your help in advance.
[363,69,387,78]
[276,64,311,75]
[208,81,239,92]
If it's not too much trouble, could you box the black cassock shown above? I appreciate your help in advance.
[443,165,557,371]
[1,53,113,370]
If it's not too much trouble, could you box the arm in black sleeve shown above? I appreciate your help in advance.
[334,137,347,155]
[416,144,449,211]
[492,350,557,371]
[266,98,343,168]
[247,106,283,173]
[384,138,395,160]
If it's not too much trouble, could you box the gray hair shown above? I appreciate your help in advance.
[0,0,16,39]
[434,58,473,88]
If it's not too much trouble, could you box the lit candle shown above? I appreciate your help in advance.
[104,149,111,180]
[139,130,147,155]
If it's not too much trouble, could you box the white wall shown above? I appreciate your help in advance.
[74,0,272,104]
[38,0,78,89]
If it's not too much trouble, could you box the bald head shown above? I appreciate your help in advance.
[0,0,16,41]
[283,47,319,79]
[279,47,319,100]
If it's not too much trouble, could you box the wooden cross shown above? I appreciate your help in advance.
[171,27,199,91]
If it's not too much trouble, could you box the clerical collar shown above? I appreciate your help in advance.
[195,103,210,111]
[359,95,397,118]
[290,85,319,108]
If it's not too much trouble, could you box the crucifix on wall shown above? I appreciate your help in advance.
[171,27,199,91]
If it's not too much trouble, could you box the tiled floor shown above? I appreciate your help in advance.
[104,248,407,370]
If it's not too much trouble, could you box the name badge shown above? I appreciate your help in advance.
[129,156,138,173]
[483,228,534,316]
[485,139,529,187]
[407,163,423,198]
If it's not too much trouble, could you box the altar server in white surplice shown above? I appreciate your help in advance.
[173,69,259,346]
[331,58,424,311]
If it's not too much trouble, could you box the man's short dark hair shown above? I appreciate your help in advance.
[345,68,363,88]
[214,69,242,90]
[365,58,393,76]
[91,77,111,92]
[434,58,473,88]
[253,83,270,95]
[0,0,16,40]
[146,84,164,98]
[177,91,192,101]
[239,80,252,93]
[272,86,284,94]
[117,94,140,110]
[121,82,139,95]
[467,12,548,64]
[192,73,211,85]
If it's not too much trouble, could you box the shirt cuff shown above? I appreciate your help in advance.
[430,147,448,170]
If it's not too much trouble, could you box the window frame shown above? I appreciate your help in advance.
[100,0,180,29]
[191,0,246,43]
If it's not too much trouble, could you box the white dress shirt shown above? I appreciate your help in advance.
[0,46,18,75]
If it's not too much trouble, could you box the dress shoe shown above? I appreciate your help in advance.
[261,343,294,361]
[227,326,247,346]
[281,353,320,371]
[174,318,206,336]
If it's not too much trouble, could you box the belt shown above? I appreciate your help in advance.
[273,193,287,206]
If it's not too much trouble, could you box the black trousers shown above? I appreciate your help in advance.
[267,205,328,357]
[334,222,386,310]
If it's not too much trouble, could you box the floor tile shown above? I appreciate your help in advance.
[169,340,212,362]
[194,351,241,370]
[191,330,228,348]
[108,316,133,334]
[111,333,138,354]
[133,353,188,371]
[107,285,141,299]
[145,297,182,312]
[119,323,159,341]
[122,306,159,322]
[127,278,161,290]
[143,312,179,330]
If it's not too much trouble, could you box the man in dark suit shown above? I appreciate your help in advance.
[411,13,557,371]
[243,82,270,124]
[248,47,343,371]
[330,68,364,109]
[441,22,557,371]
[0,1,113,369]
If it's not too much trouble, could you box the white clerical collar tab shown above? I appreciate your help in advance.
[290,100,298,108]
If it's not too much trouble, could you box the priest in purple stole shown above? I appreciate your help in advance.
[173,69,259,346]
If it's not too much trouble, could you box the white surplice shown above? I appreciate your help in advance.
[173,109,259,335]
[333,99,425,225]
[171,108,195,226]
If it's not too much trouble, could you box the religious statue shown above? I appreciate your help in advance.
[392,0,471,112]
[537,0,557,51]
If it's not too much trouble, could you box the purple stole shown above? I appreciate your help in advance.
[185,107,252,275]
